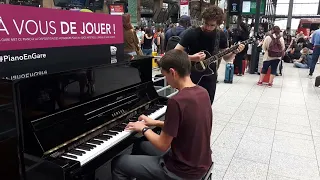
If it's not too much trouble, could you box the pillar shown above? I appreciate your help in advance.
[286,0,294,30]
[250,0,261,74]
[154,0,163,16]
[128,0,139,26]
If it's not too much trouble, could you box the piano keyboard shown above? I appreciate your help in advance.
[61,105,167,166]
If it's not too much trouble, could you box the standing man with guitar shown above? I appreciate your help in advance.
[175,5,245,103]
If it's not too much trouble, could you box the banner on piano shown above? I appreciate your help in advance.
[0,5,124,79]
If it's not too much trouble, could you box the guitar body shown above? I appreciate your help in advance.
[191,51,217,85]
[191,37,257,85]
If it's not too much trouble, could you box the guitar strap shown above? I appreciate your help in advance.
[211,29,220,74]
[213,29,220,55]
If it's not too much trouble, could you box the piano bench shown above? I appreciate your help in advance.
[201,162,214,180]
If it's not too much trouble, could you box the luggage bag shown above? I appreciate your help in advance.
[224,63,234,83]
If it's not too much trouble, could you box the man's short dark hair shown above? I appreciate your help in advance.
[201,5,224,25]
[158,49,191,77]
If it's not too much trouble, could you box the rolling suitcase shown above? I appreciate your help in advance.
[224,63,234,83]
[263,67,271,83]
[315,76,320,87]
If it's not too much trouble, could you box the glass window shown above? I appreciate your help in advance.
[294,0,319,3]
[276,4,289,15]
[276,3,319,15]
[292,4,318,15]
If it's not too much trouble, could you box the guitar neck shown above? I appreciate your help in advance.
[206,45,240,64]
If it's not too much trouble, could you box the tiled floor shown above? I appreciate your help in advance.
[211,62,320,180]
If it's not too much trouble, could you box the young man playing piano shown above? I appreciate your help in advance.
[111,49,213,180]
[174,5,245,103]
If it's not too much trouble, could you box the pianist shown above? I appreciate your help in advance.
[111,49,212,180]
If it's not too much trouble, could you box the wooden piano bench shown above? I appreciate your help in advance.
[201,162,214,180]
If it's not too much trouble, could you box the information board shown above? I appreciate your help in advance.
[242,0,266,15]
[0,5,124,79]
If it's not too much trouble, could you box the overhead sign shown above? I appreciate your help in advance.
[109,4,124,15]
[228,0,241,15]
[180,0,189,16]
[242,0,266,15]
[0,5,124,79]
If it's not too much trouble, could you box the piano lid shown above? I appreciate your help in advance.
[15,56,156,156]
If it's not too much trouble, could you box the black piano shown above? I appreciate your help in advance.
[0,55,168,180]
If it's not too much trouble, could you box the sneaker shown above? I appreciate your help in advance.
[267,83,273,88]
[309,74,313,79]
[257,82,263,86]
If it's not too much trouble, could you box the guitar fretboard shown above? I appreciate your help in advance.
[204,39,253,65]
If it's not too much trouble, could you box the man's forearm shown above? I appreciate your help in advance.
[154,120,164,128]
[223,52,236,61]
[144,130,167,152]
[188,55,198,62]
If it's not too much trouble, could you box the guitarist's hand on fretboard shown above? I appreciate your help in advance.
[233,44,246,54]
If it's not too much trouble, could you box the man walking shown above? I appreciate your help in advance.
[309,28,320,78]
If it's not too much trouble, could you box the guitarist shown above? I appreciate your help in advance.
[175,5,245,103]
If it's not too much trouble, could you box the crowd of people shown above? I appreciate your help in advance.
[112,4,320,180]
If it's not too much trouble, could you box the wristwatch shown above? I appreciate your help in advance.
[142,127,150,135]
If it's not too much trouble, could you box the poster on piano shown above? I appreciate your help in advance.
[0,5,124,79]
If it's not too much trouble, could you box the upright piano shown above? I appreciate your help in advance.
[0,55,168,180]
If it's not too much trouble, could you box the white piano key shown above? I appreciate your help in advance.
[61,105,167,166]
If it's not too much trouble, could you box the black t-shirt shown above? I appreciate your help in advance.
[179,27,228,55]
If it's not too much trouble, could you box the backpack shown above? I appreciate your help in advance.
[268,35,283,57]
[165,27,181,52]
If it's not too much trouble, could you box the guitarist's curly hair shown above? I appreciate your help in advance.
[201,5,224,25]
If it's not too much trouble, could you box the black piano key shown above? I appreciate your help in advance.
[144,110,154,114]
[128,118,137,122]
[103,134,113,138]
[96,135,111,141]
[111,126,123,131]
[88,139,103,145]
[117,124,126,129]
[63,154,78,159]
[106,131,118,135]
[85,143,96,148]
[78,144,93,150]
[69,149,85,156]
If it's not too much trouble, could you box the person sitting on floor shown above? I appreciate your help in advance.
[293,48,311,69]
[111,49,213,180]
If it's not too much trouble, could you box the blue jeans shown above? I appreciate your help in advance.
[142,49,152,55]
[309,47,320,75]
[294,62,308,68]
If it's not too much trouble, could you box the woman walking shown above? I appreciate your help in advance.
[140,28,153,55]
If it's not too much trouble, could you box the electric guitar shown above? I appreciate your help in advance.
[191,37,257,85]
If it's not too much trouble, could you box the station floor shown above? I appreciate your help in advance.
[210,62,320,180]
